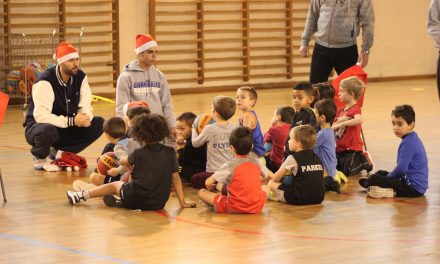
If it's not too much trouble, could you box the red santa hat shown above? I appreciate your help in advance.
[134,34,158,54]
[55,41,79,64]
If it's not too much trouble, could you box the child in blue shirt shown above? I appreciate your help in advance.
[313,99,342,193]
[236,86,265,158]
[359,105,428,198]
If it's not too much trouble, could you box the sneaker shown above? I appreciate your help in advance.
[267,191,279,202]
[367,186,395,198]
[359,177,369,189]
[325,176,341,193]
[363,151,374,172]
[103,194,123,208]
[335,170,348,184]
[66,190,84,205]
[33,156,47,170]
[72,180,96,192]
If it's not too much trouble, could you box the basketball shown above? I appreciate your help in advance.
[96,152,118,176]
[193,113,215,134]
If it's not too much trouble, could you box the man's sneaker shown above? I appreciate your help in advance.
[66,190,85,205]
[367,186,395,199]
[33,156,47,170]
[363,151,374,172]
[72,180,96,192]
[359,177,369,189]
[103,194,123,208]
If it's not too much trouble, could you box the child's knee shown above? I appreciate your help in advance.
[90,172,104,186]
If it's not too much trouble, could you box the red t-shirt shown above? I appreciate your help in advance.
[264,123,291,167]
[334,104,364,153]
[213,156,266,214]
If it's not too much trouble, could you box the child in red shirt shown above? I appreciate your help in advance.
[333,76,372,176]
[264,106,295,172]
[198,127,267,214]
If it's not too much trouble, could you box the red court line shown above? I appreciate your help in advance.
[154,210,438,244]
[0,145,96,160]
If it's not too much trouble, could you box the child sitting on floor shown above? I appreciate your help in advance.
[198,127,267,214]
[359,105,428,198]
[67,113,196,210]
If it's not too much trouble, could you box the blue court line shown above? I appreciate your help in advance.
[0,232,134,264]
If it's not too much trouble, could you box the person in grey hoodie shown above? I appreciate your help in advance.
[428,0,440,100]
[115,34,176,137]
[300,0,375,84]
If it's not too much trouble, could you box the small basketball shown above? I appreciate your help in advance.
[97,152,118,176]
[193,113,215,134]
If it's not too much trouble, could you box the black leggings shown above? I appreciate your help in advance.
[25,116,104,158]
[309,43,358,85]
[367,172,423,197]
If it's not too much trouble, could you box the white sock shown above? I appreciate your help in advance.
[81,190,91,200]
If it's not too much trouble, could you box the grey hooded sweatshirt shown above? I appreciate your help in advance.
[115,61,175,128]
[301,0,375,52]
[428,0,440,49]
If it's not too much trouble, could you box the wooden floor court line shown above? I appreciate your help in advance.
[0,232,133,264]
[154,210,438,244]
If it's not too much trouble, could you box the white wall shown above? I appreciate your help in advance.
[365,0,437,78]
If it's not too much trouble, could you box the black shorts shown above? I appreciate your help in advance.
[119,182,162,211]
[104,175,121,184]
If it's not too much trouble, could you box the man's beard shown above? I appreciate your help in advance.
[62,65,78,76]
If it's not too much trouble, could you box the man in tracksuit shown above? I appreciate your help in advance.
[300,0,375,84]
[24,41,104,169]
[115,34,176,142]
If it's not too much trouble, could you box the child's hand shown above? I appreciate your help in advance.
[181,201,197,208]
[176,136,185,146]
[332,123,343,131]
[107,168,120,177]
[267,171,274,180]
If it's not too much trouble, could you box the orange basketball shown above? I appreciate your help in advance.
[193,113,216,134]
[97,152,118,176]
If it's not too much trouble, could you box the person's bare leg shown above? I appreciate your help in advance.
[198,189,217,206]
[88,181,125,198]
[90,172,105,186]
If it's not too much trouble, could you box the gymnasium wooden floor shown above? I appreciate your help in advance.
[0,79,439,264]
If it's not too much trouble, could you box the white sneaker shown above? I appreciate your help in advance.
[72,180,96,192]
[33,156,47,170]
[66,190,85,205]
[367,186,395,199]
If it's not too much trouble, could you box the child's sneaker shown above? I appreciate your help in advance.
[367,186,395,198]
[359,177,369,189]
[324,176,341,193]
[363,151,374,172]
[66,190,85,205]
[33,156,47,170]
[72,180,96,192]
[266,191,279,202]
[334,170,348,184]
[103,194,123,208]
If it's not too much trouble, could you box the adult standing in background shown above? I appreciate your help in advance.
[300,0,375,84]
[428,0,440,100]
[115,34,176,139]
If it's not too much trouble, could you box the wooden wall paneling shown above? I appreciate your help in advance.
[154,0,198,86]
[196,0,204,84]
[285,0,292,79]
[242,0,249,82]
